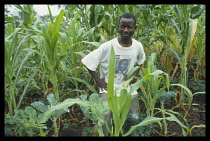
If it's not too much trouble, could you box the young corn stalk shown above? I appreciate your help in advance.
[170,5,204,109]
[36,9,68,102]
[138,53,170,117]
[27,9,69,136]
[5,27,32,115]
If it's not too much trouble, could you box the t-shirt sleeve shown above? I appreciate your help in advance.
[81,47,102,71]
[136,44,146,65]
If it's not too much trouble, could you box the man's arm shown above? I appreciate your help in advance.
[85,66,107,90]
[132,64,142,77]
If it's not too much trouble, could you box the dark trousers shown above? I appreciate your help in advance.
[100,93,139,136]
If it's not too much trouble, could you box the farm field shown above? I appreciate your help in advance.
[4,4,205,137]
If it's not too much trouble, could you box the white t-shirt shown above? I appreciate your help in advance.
[82,37,146,96]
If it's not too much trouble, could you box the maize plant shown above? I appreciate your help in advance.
[171,5,204,108]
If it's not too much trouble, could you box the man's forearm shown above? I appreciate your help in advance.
[132,65,141,77]
[85,66,107,90]
[86,67,101,82]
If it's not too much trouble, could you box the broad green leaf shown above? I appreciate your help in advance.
[170,18,181,38]
[107,46,116,102]
[168,47,181,63]
[127,66,140,79]
[40,98,89,123]
[25,106,36,117]
[54,9,65,33]
[118,92,131,133]
[17,69,38,109]
[39,128,47,137]
[149,70,164,76]
[31,101,48,113]
[74,51,87,58]
[47,94,57,106]
[165,115,189,130]
[155,108,190,133]
[14,49,35,86]
[191,5,204,19]
[12,34,32,67]
[123,116,163,136]
[82,41,102,48]
[94,5,101,26]
[10,28,22,60]
[69,77,97,93]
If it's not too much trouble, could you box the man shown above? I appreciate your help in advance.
[82,13,146,136]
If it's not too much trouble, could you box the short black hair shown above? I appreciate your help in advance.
[119,13,136,25]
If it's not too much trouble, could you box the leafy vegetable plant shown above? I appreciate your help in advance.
[31,94,69,136]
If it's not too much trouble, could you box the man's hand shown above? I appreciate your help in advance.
[96,78,107,91]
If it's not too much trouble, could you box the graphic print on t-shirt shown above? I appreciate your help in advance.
[115,55,131,74]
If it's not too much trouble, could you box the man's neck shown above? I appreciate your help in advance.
[118,37,132,47]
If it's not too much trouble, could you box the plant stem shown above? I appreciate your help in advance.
[161,102,167,136]
[53,117,59,137]
[9,79,17,113]
[51,72,60,102]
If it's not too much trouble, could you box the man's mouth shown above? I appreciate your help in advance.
[123,33,129,36]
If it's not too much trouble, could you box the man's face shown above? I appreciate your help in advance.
[119,18,136,40]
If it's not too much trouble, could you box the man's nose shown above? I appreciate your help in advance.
[124,27,128,32]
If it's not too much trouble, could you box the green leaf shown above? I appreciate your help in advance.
[94,5,101,25]
[82,41,102,48]
[12,34,32,67]
[54,9,65,33]
[10,28,22,61]
[191,5,204,19]
[74,51,87,58]
[107,46,116,111]
[127,66,140,79]
[123,116,163,136]
[39,128,47,137]
[69,77,97,93]
[47,5,53,23]
[25,106,36,118]
[170,18,181,38]
[31,101,48,113]
[40,98,89,123]
[168,47,181,63]
[17,69,38,109]
[47,94,57,106]
[14,48,35,87]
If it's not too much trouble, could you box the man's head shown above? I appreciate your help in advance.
[118,13,136,41]
[119,13,136,25]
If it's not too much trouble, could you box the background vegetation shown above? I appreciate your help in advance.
[5,4,205,136]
